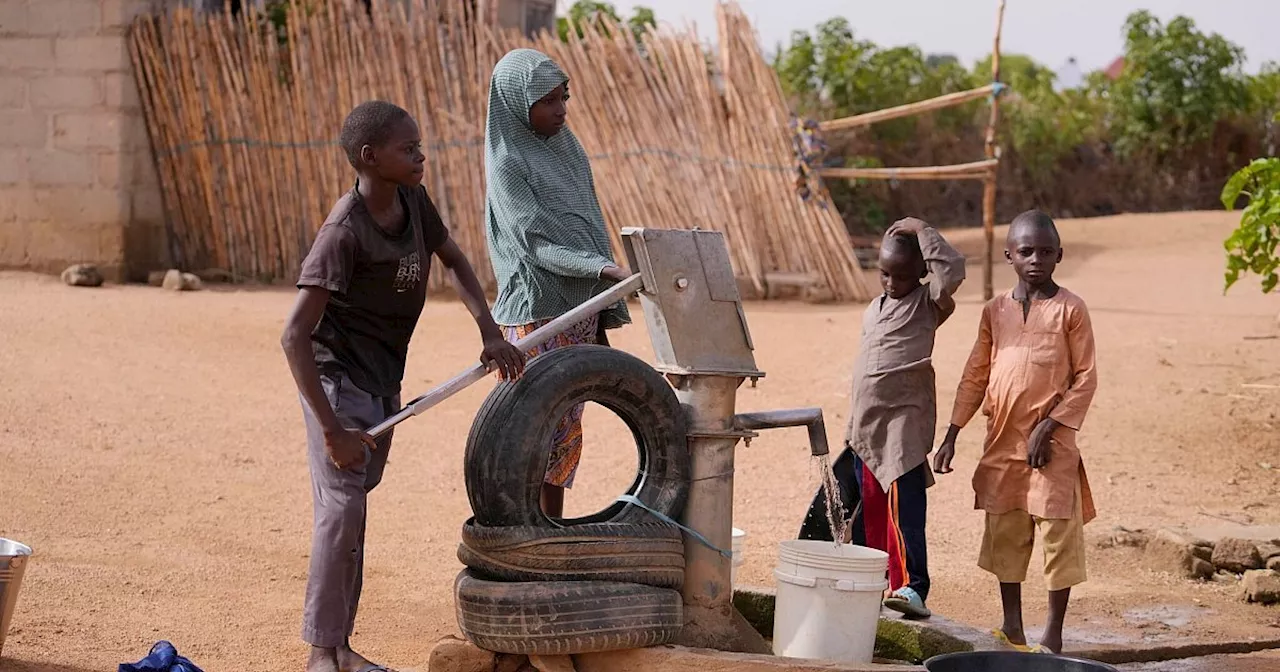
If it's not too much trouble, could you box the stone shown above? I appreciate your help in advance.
[1142,529,1214,580]
[28,149,96,186]
[875,617,974,664]
[30,75,103,109]
[61,263,103,287]
[161,269,203,291]
[1269,557,1280,572]
[1099,526,1149,549]
[426,636,495,672]
[1212,537,1264,573]
[54,36,129,72]
[0,112,49,149]
[528,655,576,672]
[1242,569,1280,605]
[1191,545,1213,562]
[575,646,920,672]
[1213,570,1239,585]
[147,270,167,287]
[1257,542,1280,563]
[495,654,534,672]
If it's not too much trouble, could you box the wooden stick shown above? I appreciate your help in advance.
[819,159,998,181]
[819,84,999,133]
[982,0,1007,301]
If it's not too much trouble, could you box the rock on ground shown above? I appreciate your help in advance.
[1241,569,1280,605]
[1268,556,1280,572]
[1256,542,1280,563]
[161,269,204,291]
[875,618,973,664]
[427,636,495,672]
[1143,529,1215,580]
[61,264,104,287]
[1213,538,1264,573]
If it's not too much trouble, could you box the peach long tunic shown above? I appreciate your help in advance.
[950,288,1098,522]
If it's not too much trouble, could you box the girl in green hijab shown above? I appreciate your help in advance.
[484,48,630,517]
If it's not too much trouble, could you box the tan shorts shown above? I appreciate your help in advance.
[978,482,1087,592]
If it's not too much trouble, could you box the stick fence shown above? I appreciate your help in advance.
[128,0,878,301]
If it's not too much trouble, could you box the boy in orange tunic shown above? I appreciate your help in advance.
[933,209,1098,655]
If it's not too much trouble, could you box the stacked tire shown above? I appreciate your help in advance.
[455,345,691,655]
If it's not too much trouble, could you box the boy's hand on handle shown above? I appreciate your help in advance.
[933,424,961,474]
[886,217,928,238]
[324,427,375,470]
[482,336,526,381]
[1027,418,1061,469]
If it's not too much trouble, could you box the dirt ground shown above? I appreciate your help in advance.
[3,211,1279,671]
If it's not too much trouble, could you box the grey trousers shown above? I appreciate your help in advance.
[300,372,398,648]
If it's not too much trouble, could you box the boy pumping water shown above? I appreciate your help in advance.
[281,101,524,672]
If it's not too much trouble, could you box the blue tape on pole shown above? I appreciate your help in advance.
[616,494,733,559]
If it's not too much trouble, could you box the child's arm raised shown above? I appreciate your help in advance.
[435,238,526,381]
[886,217,966,323]
[934,302,994,474]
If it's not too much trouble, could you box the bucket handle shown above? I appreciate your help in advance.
[774,570,888,593]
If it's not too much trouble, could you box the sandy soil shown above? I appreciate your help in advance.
[3,211,1279,671]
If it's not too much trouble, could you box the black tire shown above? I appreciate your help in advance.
[457,517,685,589]
[464,344,689,527]
[454,569,683,655]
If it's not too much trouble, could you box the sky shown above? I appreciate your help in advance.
[558,0,1278,75]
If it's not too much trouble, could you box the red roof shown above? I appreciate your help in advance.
[1103,56,1125,80]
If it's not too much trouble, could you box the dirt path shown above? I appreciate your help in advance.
[2,211,1278,671]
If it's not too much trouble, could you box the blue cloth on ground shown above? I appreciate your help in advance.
[118,641,205,672]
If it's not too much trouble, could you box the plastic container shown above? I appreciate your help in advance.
[924,651,1120,672]
[771,540,888,663]
[730,527,745,586]
[0,538,33,658]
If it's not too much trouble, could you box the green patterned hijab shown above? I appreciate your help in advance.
[483,48,628,329]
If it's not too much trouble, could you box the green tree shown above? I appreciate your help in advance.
[1222,153,1280,293]
[557,1,655,43]
[1106,10,1250,157]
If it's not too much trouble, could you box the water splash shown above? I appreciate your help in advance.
[812,453,849,547]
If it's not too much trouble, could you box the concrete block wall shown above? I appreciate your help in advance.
[0,0,167,281]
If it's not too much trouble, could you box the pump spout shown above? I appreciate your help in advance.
[733,407,830,457]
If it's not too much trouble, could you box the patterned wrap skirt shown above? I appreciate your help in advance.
[503,314,600,488]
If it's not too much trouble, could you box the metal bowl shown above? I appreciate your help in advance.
[924,651,1120,672]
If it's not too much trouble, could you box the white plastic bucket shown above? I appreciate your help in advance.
[772,540,888,663]
[731,527,746,586]
[0,538,33,658]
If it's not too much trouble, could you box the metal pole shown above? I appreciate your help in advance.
[669,374,770,655]
[367,274,643,438]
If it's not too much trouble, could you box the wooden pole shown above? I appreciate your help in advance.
[819,159,997,181]
[982,0,1006,301]
[819,84,998,133]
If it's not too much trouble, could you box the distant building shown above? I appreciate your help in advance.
[490,0,557,37]
[1054,57,1084,92]
[1103,56,1126,80]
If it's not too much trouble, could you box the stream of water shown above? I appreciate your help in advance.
[813,453,849,546]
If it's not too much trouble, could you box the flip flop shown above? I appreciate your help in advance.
[991,629,1032,652]
[355,665,392,672]
[883,587,932,619]
[1029,644,1055,654]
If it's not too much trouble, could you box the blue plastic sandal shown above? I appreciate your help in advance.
[883,587,932,619]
